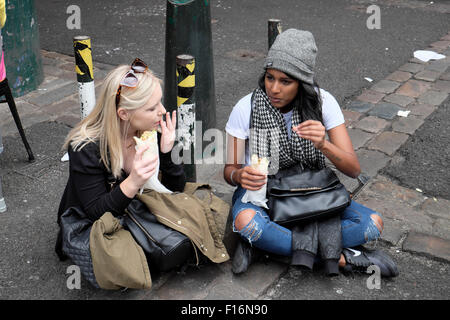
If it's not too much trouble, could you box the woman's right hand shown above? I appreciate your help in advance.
[129,145,159,189]
[121,145,159,198]
[236,166,267,191]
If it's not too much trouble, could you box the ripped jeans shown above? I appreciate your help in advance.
[231,186,382,256]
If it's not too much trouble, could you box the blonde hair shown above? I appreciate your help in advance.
[63,64,160,178]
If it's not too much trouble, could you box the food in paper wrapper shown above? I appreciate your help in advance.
[133,130,172,194]
[241,154,269,208]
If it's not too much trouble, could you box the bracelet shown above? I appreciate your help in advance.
[230,169,238,186]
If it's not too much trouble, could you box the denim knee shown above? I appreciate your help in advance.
[233,209,267,244]
[365,212,382,243]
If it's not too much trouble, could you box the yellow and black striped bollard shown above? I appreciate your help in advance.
[176,54,197,182]
[73,36,96,119]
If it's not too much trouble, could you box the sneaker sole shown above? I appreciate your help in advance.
[365,249,399,278]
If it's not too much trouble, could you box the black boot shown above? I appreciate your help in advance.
[231,239,261,274]
[341,246,399,278]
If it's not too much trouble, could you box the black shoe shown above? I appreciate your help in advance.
[341,246,399,278]
[231,239,260,274]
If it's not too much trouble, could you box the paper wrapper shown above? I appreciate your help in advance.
[241,154,269,209]
[133,130,172,194]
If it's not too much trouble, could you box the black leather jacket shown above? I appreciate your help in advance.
[291,215,342,275]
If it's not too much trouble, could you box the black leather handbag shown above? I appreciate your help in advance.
[121,199,194,272]
[60,206,100,288]
[267,165,351,226]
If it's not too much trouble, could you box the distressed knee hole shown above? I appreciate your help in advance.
[234,209,257,231]
[370,214,383,234]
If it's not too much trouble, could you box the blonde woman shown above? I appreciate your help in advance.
[55,59,185,261]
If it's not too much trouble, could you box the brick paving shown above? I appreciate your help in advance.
[396,79,432,98]
[356,89,385,104]
[382,93,415,107]
[343,31,450,264]
[368,102,404,120]
[367,131,409,156]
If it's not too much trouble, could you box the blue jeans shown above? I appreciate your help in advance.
[231,186,382,256]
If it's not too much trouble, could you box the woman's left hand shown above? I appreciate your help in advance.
[293,120,326,150]
[160,110,177,153]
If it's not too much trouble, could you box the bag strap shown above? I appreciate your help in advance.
[249,89,256,130]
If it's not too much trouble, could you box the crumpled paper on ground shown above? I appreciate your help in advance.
[413,50,445,62]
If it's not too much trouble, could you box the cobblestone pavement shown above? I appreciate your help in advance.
[0,32,449,299]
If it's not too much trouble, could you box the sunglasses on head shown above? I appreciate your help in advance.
[115,58,149,108]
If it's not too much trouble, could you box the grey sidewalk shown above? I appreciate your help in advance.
[0,32,449,299]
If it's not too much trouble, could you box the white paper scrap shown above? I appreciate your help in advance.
[397,110,411,117]
[61,152,69,162]
[413,50,445,62]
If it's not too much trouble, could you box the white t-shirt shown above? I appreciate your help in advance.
[225,88,345,166]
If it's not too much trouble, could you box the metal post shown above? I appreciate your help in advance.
[0,79,35,162]
[164,0,216,136]
[176,54,196,182]
[3,0,44,97]
[0,124,5,213]
[73,36,95,119]
[268,19,282,50]
[0,177,5,213]
[61,36,95,162]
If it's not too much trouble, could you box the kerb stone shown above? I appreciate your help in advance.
[347,128,374,150]
[371,80,401,94]
[352,116,389,134]
[391,116,425,135]
[403,232,450,263]
[367,131,409,156]
[383,94,414,107]
[368,102,403,120]
[396,79,431,98]
[417,91,448,106]
[356,90,385,104]
[355,149,390,177]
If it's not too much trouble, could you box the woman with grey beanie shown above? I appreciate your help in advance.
[223,29,398,277]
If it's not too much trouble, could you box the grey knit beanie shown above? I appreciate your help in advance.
[265,29,317,85]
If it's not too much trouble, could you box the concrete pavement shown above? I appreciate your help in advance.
[0,31,449,299]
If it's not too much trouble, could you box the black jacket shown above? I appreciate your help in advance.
[291,215,342,276]
[55,134,185,260]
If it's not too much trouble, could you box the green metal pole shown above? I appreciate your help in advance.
[164,0,216,134]
[3,0,43,97]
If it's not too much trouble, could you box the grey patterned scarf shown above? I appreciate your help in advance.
[249,88,326,173]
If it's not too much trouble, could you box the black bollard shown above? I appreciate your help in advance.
[268,19,282,50]
[164,0,216,139]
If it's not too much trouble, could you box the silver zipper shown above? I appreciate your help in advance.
[127,212,158,244]
[290,187,322,191]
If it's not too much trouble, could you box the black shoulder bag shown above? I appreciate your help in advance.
[106,173,194,272]
[249,90,351,227]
